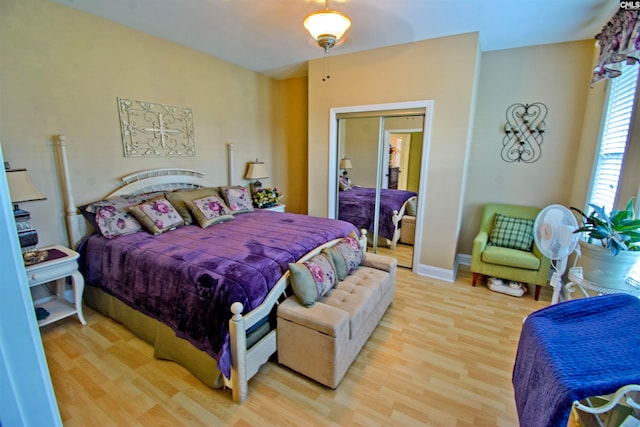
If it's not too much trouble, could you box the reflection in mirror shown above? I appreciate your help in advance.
[336,112,424,268]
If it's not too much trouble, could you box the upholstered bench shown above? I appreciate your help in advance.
[277,250,397,389]
[400,214,415,244]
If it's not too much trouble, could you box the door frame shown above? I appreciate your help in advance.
[384,130,419,190]
[328,100,433,272]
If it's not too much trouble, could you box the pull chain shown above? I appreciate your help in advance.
[322,51,331,82]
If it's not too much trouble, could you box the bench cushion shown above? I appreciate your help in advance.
[322,266,389,339]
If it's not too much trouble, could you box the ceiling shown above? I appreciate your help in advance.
[52,0,618,80]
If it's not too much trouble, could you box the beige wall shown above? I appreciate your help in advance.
[0,0,287,246]
[459,40,603,255]
[272,77,308,214]
[1,0,615,278]
[309,33,481,275]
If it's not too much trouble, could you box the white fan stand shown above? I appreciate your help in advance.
[533,204,580,305]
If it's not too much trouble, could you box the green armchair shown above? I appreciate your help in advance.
[470,203,551,300]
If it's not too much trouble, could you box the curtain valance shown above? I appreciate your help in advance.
[592,9,640,86]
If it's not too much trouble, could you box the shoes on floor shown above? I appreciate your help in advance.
[489,276,504,287]
[488,277,525,297]
[35,306,50,321]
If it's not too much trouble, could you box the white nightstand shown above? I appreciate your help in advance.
[261,204,286,212]
[25,245,86,327]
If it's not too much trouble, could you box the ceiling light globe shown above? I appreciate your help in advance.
[304,10,351,46]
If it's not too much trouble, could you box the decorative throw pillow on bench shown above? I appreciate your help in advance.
[323,232,364,280]
[289,253,338,307]
[288,232,365,307]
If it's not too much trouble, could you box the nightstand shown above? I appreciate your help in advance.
[261,204,286,212]
[25,245,86,327]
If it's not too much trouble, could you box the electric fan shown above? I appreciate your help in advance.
[533,204,580,304]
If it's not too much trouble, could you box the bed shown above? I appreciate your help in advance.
[338,185,417,250]
[53,135,365,404]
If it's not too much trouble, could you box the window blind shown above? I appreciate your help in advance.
[589,63,639,213]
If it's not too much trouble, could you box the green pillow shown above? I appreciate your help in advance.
[288,253,337,307]
[489,213,534,251]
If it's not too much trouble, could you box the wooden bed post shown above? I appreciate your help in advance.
[226,143,234,187]
[229,302,247,403]
[53,135,86,249]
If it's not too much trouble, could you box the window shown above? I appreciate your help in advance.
[588,62,639,213]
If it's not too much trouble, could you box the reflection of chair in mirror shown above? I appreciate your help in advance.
[470,203,551,300]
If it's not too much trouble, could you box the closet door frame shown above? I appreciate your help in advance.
[328,100,433,272]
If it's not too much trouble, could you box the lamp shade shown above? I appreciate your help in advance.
[6,169,46,204]
[339,158,352,170]
[244,161,268,180]
[304,10,351,41]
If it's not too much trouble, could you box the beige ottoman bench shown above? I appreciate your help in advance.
[277,253,397,388]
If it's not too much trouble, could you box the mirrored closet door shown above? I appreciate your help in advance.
[335,110,424,269]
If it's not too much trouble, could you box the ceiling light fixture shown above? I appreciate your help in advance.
[304,0,351,53]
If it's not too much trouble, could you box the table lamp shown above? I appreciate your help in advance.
[244,159,268,194]
[340,157,352,178]
[6,167,47,262]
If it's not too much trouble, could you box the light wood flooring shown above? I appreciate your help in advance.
[41,265,557,426]
[375,243,414,268]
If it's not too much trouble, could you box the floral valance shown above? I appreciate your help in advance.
[592,9,640,86]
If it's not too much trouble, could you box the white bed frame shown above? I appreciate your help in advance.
[388,195,417,250]
[52,135,366,404]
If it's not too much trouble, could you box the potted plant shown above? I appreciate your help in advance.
[571,198,640,290]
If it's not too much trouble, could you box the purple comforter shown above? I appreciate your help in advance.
[79,211,356,379]
[338,186,416,241]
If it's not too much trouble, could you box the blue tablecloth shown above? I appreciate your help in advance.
[513,294,640,427]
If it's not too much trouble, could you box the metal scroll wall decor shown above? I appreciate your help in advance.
[118,97,196,157]
[501,102,547,163]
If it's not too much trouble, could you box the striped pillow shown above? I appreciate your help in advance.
[489,214,534,252]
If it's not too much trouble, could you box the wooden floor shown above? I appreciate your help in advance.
[41,265,556,426]
[376,242,414,268]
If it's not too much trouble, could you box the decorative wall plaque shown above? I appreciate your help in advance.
[118,97,196,157]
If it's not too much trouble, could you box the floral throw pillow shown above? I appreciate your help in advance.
[87,191,166,239]
[338,176,352,191]
[220,186,254,214]
[288,253,337,307]
[129,196,184,235]
[323,232,364,280]
[94,205,143,239]
[165,187,220,225]
[185,195,234,228]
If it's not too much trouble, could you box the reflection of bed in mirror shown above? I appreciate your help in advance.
[338,184,417,250]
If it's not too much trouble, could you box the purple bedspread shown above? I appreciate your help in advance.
[338,186,416,241]
[79,211,356,379]
[513,294,640,427]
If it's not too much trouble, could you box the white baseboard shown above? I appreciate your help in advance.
[456,253,472,266]
[415,263,456,283]
[412,254,472,283]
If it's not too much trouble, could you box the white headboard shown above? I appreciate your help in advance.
[52,135,235,249]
